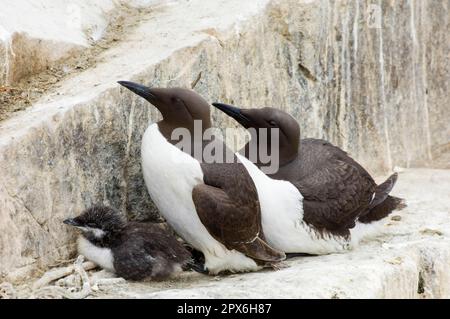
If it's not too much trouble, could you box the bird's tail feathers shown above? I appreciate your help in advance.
[359,195,406,224]
[370,172,398,209]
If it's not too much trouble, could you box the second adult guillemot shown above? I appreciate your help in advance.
[118,81,285,274]
[213,103,405,254]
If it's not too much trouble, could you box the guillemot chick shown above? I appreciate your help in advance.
[117,81,285,274]
[213,103,405,253]
[63,205,196,281]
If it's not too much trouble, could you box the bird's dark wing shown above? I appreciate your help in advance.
[113,223,191,280]
[193,161,285,262]
[131,223,191,263]
[292,140,377,236]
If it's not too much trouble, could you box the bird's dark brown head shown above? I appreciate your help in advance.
[212,103,300,165]
[63,206,127,244]
[118,81,212,135]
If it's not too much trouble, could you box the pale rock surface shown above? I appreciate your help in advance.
[0,0,449,296]
[0,0,169,85]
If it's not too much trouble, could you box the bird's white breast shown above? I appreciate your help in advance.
[140,124,258,273]
[236,154,350,254]
[141,124,209,249]
[77,236,115,272]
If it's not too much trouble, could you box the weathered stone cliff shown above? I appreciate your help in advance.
[0,0,448,292]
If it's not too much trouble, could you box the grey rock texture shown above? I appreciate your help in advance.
[0,0,449,286]
[0,0,160,86]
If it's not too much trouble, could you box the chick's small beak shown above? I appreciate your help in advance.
[63,218,82,227]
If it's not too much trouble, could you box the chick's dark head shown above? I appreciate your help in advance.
[64,205,127,240]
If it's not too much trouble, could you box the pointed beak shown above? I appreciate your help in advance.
[212,102,252,128]
[63,218,82,227]
[118,81,157,101]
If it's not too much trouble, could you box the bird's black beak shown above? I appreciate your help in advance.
[63,218,82,227]
[118,81,157,101]
[212,102,252,128]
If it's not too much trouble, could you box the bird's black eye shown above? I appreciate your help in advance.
[268,120,277,127]
[171,97,182,103]
[87,223,97,228]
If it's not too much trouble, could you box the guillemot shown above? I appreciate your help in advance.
[213,103,405,254]
[63,205,195,281]
[118,81,285,274]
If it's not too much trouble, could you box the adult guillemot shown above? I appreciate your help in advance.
[118,81,285,274]
[213,103,405,254]
[63,205,194,280]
